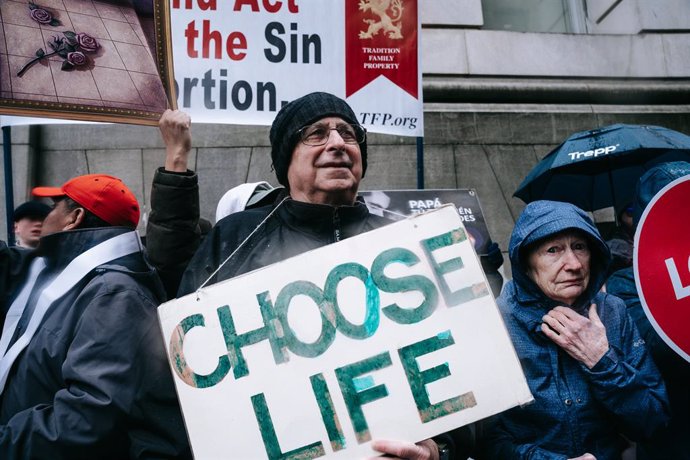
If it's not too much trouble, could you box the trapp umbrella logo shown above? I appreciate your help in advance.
[567,144,619,161]
[345,0,418,98]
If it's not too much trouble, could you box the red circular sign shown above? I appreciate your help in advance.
[635,176,690,363]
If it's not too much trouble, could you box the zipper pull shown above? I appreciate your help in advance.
[333,209,341,242]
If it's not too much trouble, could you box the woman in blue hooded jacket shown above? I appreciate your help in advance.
[480,200,668,460]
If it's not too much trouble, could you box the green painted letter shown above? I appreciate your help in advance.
[275,281,336,358]
[251,393,325,459]
[371,247,438,324]
[421,229,489,307]
[310,373,346,452]
[324,263,380,339]
[398,331,477,423]
[169,313,230,388]
[218,293,285,380]
[335,352,393,443]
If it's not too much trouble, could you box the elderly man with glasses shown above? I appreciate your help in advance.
[148,92,457,459]
[149,91,388,297]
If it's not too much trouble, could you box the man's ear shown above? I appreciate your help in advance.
[63,207,85,231]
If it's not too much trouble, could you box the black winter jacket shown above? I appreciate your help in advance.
[0,244,31,329]
[178,188,391,296]
[146,168,391,297]
[146,169,202,299]
[147,169,504,302]
[0,227,191,459]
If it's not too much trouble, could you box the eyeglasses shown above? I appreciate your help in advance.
[297,122,366,146]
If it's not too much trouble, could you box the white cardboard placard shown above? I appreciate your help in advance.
[158,205,532,459]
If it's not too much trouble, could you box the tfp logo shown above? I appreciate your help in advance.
[567,144,619,161]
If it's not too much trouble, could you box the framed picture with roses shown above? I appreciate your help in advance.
[0,0,175,125]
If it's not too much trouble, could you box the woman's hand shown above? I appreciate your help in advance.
[541,303,609,368]
[368,439,439,460]
[569,454,596,460]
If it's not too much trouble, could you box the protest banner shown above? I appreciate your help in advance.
[158,205,532,459]
[0,0,173,125]
[635,175,690,363]
[167,0,423,136]
[359,189,493,255]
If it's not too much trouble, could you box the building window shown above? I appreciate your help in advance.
[482,0,587,33]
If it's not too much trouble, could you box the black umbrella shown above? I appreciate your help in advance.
[514,124,690,212]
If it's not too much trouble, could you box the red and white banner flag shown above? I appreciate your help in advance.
[345,0,418,99]
[169,0,423,136]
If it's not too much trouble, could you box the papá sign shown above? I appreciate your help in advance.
[158,206,532,459]
[635,176,690,363]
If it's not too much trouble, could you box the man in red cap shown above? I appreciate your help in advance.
[0,174,190,459]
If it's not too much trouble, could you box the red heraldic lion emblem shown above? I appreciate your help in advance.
[345,0,419,98]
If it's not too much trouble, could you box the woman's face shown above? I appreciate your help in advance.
[526,230,591,306]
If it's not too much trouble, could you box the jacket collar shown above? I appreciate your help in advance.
[502,280,554,332]
[36,227,134,270]
[276,191,372,238]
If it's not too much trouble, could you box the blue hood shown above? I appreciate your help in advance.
[508,200,610,310]
[632,161,690,228]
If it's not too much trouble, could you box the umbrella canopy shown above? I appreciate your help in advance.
[514,124,690,212]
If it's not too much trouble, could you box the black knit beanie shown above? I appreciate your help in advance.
[269,92,368,187]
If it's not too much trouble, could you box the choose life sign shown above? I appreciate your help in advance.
[168,0,423,136]
[158,206,532,459]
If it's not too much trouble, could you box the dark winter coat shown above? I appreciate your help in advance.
[0,227,191,459]
[145,168,390,296]
[146,168,202,299]
[480,200,668,460]
[177,186,391,296]
[0,244,31,329]
[148,168,505,302]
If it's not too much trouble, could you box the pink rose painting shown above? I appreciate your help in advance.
[17,3,100,76]
[17,31,100,76]
[76,33,99,52]
[28,2,60,26]
[0,0,171,125]
[66,51,87,66]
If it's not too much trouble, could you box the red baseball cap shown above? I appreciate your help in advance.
[32,174,140,228]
